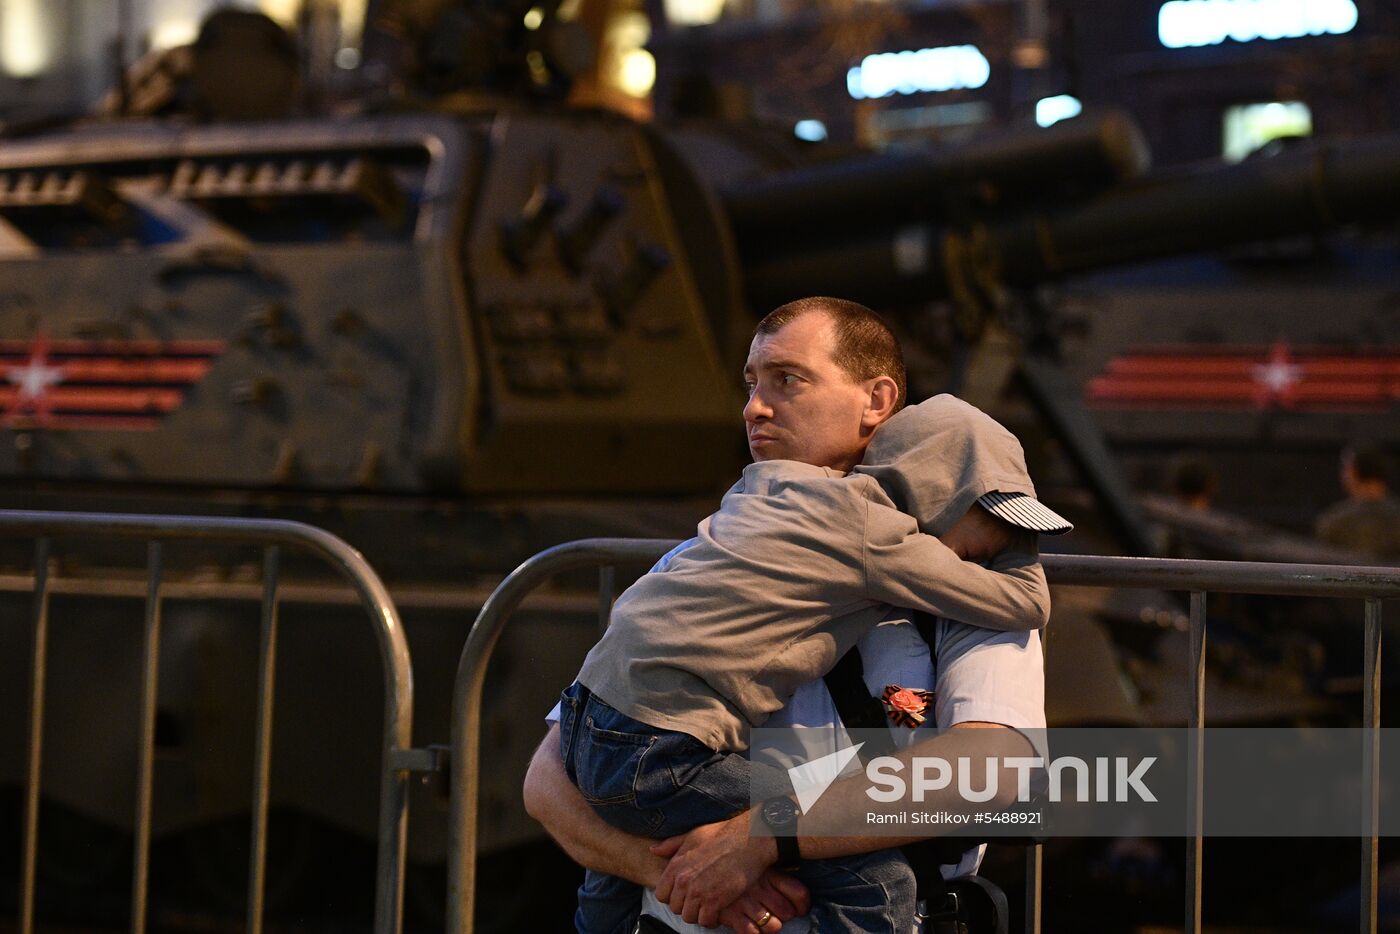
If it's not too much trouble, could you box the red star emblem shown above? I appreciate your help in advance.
[1250,340,1304,408]
[4,332,66,426]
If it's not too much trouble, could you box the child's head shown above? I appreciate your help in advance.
[853,394,1072,542]
[940,502,1021,563]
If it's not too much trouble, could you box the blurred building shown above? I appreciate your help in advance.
[5,0,1395,162]
[650,0,1400,163]
[0,0,368,120]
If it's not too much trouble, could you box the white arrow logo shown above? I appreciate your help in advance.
[787,743,864,814]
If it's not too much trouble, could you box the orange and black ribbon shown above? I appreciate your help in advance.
[881,684,935,728]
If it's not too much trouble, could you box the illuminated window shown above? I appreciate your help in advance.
[151,19,200,50]
[1223,101,1312,161]
[337,0,369,60]
[1,0,51,77]
[847,46,990,100]
[664,0,728,26]
[146,0,221,50]
[258,0,368,67]
[1036,94,1082,127]
[605,11,655,99]
[1158,0,1357,48]
[258,0,302,26]
[618,49,656,96]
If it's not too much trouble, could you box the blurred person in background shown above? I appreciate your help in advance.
[1169,454,1218,513]
[1315,446,1400,560]
[1159,454,1220,559]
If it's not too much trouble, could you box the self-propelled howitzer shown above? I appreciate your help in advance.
[0,104,1397,927]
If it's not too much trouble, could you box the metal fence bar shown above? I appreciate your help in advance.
[19,538,50,934]
[0,510,414,934]
[449,538,673,933]
[1362,598,1382,934]
[131,542,163,934]
[1185,591,1207,934]
[247,546,281,934]
[1038,555,1400,598]
[449,543,1400,934]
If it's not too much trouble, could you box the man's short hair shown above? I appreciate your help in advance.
[1344,445,1392,485]
[755,297,907,412]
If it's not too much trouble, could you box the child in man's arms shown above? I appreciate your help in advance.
[557,394,1071,934]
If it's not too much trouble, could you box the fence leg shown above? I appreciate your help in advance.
[1025,843,1042,934]
[131,542,163,934]
[20,539,51,934]
[247,547,281,934]
[1362,599,1382,934]
[1185,591,1207,934]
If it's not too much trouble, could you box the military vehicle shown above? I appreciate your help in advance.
[1,3,1398,930]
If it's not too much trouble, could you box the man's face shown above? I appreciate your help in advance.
[742,311,875,472]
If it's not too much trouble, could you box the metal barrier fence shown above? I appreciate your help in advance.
[1,510,415,934]
[449,538,1400,934]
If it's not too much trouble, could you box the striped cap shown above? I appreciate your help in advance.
[977,491,1074,535]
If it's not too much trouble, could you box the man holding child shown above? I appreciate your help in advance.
[525,297,1062,933]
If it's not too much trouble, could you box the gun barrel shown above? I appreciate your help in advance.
[742,132,1400,308]
[993,133,1400,283]
[722,110,1150,253]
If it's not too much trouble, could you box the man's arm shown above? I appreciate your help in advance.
[788,722,1033,853]
[522,723,668,887]
[523,724,811,933]
[864,499,1050,631]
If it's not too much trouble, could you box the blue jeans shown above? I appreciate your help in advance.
[558,682,916,934]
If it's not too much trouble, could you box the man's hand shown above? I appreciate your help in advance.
[940,504,1024,562]
[718,870,811,934]
[650,812,777,927]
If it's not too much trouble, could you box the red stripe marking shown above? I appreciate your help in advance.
[0,339,226,356]
[1288,360,1400,378]
[1291,383,1400,401]
[0,386,185,412]
[0,359,211,383]
[1088,383,1398,407]
[1087,379,1261,402]
[1104,358,1258,377]
[1104,357,1400,378]
[1090,400,1393,412]
[1088,377,1400,398]
[1106,345,1400,358]
[1087,345,1400,411]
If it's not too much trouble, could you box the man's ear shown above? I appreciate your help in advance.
[861,376,900,429]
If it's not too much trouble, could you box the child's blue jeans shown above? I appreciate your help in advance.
[558,682,915,934]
